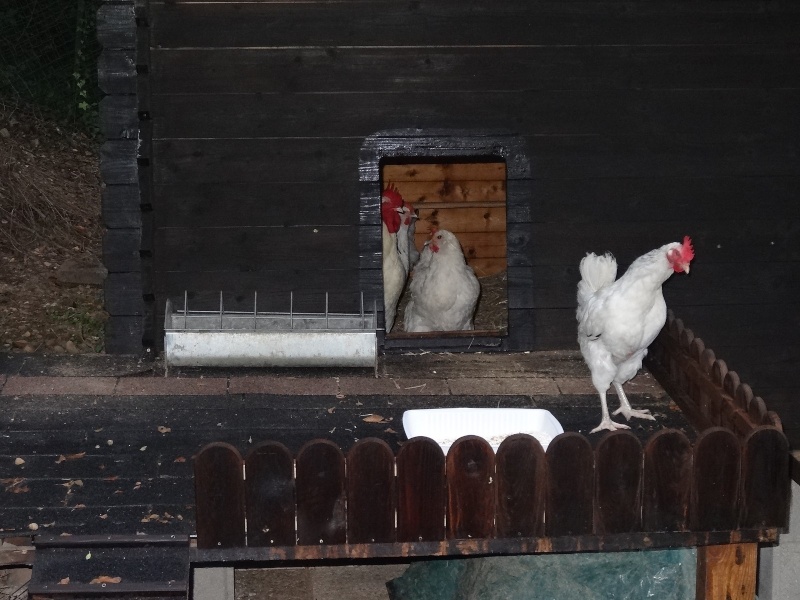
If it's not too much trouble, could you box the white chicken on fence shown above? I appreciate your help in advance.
[381,184,406,333]
[576,236,695,433]
[404,229,480,332]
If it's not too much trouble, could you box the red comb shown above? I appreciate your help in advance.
[381,184,404,208]
[681,236,695,261]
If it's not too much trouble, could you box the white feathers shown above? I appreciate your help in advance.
[404,230,480,332]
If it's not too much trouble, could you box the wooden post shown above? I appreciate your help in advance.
[696,543,757,600]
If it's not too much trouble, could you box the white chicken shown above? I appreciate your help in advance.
[381,184,406,333]
[577,237,695,433]
[396,203,417,274]
[404,229,480,332]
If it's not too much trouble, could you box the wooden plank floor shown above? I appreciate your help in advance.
[0,352,694,537]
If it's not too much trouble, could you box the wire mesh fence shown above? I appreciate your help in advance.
[0,0,103,131]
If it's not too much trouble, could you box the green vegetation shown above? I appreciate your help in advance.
[0,0,103,133]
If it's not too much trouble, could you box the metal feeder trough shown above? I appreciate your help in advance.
[164,292,377,369]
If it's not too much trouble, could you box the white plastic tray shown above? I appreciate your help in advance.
[402,408,564,454]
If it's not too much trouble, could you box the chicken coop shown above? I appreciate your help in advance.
[98,0,799,409]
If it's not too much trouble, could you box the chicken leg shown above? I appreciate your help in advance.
[590,387,631,434]
[611,381,656,422]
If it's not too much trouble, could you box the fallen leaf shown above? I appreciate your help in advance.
[174,456,186,463]
[72,504,86,509]
[2,478,29,493]
[90,576,122,584]
[14,457,25,465]
[327,406,336,414]
[99,514,108,519]
[58,577,70,585]
[56,452,86,464]
[61,480,84,489]
[384,427,397,434]
[362,414,390,424]
[157,426,171,433]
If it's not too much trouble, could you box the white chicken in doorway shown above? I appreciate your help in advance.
[404,229,480,332]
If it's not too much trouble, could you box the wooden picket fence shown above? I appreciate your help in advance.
[194,425,789,557]
[646,311,783,437]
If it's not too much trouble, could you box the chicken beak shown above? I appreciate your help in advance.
[683,264,691,274]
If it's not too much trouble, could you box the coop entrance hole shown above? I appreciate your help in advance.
[360,129,533,352]
[381,157,509,339]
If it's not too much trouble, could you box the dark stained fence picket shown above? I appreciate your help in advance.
[347,439,396,544]
[595,431,642,534]
[495,434,546,538]
[245,441,295,547]
[194,426,789,551]
[545,433,594,536]
[396,437,446,542]
[740,426,790,529]
[194,442,246,549]
[692,428,741,531]
[295,439,346,545]
[446,436,496,539]
[642,429,692,532]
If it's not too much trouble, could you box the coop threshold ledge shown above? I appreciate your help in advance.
[190,528,779,564]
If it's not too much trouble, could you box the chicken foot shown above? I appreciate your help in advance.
[611,381,656,422]
[590,388,631,434]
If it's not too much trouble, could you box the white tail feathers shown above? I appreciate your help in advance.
[577,252,617,308]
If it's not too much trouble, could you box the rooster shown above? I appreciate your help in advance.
[577,237,694,433]
[404,229,480,332]
[381,184,406,333]
[396,203,417,274]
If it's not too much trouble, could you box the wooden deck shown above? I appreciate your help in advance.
[0,351,690,539]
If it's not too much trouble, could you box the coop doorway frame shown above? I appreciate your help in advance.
[359,129,534,352]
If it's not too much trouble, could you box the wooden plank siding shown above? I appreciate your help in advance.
[99,1,800,439]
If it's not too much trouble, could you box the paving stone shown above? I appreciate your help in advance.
[229,376,337,396]
[338,376,449,396]
[17,354,152,377]
[0,376,117,396]
[55,254,107,287]
[114,376,228,395]
[447,377,559,396]
[555,377,596,395]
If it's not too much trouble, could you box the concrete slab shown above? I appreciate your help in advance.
[230,375,338,396]
[114,376,228,395]
[0,375,117,396]
[195,567,235,600]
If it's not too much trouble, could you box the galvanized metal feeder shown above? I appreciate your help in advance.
[164,292,377,369]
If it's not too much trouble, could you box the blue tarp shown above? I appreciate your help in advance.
[388,549,696,600]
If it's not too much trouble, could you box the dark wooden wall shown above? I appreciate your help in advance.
[98,1,799,438]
